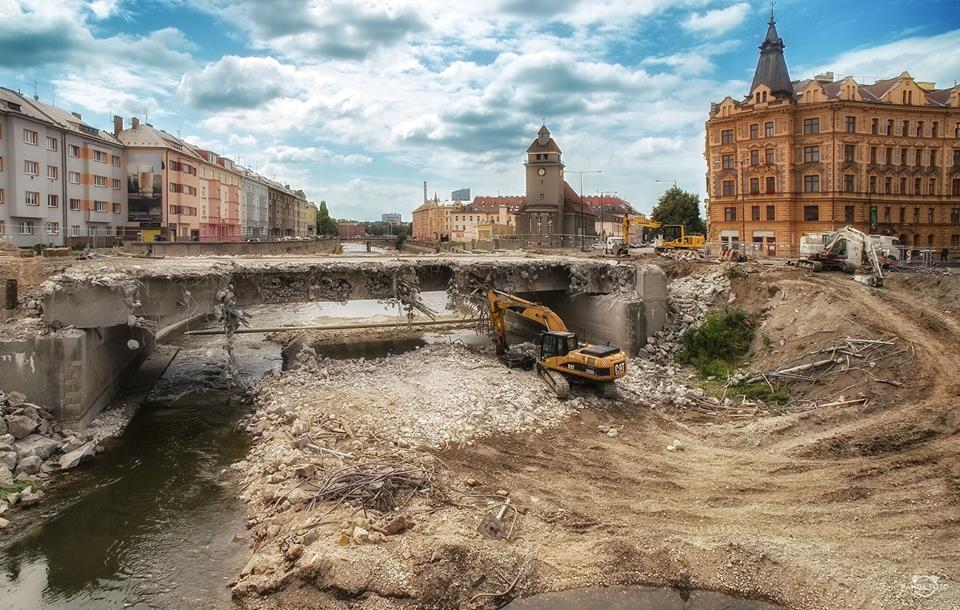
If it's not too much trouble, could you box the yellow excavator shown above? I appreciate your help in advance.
[619,214,705,254]
[484,286,628,398]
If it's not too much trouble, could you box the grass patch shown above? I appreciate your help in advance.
[0,480,34,496]
[733,381,790,405]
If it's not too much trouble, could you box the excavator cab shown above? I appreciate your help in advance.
[540,331,578,360]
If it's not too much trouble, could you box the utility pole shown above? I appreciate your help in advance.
[568,169,601,250]
[600,190,618,249]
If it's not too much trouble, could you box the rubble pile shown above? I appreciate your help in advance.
[248,343,592,451]
[618,358,719,411]
[641,267,731,359]
[0,389,125,521]
[657,249,705,261]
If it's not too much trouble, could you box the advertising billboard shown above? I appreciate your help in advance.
[127,151,163,227]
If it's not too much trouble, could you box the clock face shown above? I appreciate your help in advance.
[538,168,546,176]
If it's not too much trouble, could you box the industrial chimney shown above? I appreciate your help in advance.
[423,181,427,204]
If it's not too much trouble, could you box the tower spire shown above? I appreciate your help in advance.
[750,11,793,98]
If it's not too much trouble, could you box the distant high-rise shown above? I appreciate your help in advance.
[451,188,471,202]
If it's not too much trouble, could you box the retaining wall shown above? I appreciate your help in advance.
[124,238,340,257]
[0,325,152,427]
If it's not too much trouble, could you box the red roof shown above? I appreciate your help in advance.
[562,182,597,217]
[580,195,635,215]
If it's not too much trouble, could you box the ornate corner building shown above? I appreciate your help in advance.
[705,15,960,256]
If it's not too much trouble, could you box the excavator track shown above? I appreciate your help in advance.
[536,363,570,399]
[598,381,619,398]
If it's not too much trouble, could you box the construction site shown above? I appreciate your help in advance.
[0,235,958,610]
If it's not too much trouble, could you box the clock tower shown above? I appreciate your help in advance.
[525,124,564,210]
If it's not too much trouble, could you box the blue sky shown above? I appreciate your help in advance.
[2,0,958,220]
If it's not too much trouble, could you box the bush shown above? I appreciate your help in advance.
[725,265,748,279]
[734,382,790,405]
[677,308,755,367]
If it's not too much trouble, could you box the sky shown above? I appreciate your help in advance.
[1,0,959,221]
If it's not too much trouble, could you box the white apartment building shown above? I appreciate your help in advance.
[0,88,125,247]
[238,167,270,238]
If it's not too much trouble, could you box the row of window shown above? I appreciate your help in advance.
[19,129,121,164]
[169,205,198,216]
[722,147,960,169]
[722,204,960,226]
[6,156,122,188]
[169,183,198,195]
[0,221,129,237]
[168,160,198,175]
[720,120,960,143]
[10,191,121,213]
[720,175,954,197]
[861,146,958,167]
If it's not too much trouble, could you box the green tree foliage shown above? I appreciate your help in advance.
[315,201,339,236]
[651,186,706,236]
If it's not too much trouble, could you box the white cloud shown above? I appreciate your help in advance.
[797,28,960,88]
[683,2,751,36]
[178,55,301,110]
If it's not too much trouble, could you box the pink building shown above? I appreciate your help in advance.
[197,150,242,241]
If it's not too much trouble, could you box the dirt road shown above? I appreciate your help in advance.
[232,265,959,610]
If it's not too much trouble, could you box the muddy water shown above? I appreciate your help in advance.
[0,296,458,609]
[504,585,782,610]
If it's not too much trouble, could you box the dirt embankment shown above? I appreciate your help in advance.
[229,263,960,610]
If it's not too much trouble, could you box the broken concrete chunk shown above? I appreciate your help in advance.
[380,514,414,536]
[13,435,60,460]
[0,451,16,470]
[6,392,26,407]
[15,455,42,475]
[0,465,12,484]
[291,419,310,435]
[59,441,96,471]
[20,487,44,506]
[0,517,9,530]
[5,415,39,440]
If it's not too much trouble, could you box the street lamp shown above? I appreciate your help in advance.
[568,169,602,249]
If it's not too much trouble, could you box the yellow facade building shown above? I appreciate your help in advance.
[705,16,960,257]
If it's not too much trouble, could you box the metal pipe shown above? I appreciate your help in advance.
[184,317,482,336]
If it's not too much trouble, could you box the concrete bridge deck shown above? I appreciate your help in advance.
[41,255,661,330]
[6,254,666,425]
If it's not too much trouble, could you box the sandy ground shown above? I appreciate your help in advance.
[225,263,959,610]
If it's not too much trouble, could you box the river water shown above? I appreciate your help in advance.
[0,294,453,609]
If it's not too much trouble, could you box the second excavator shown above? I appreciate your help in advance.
[484,286,628,398]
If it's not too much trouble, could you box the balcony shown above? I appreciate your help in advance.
[87,209,112,223]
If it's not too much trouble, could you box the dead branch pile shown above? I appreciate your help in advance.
[310,463,434,513]
[732,336,906,389]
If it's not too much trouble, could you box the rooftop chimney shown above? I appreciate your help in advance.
[815,71,835,83]
[71,111,82,120]
[132,117,140,129]
[113,115,123,136]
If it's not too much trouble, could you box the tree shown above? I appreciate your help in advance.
[315,201,339,236]
[650,186,706,236]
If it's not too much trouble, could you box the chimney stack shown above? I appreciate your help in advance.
[423,181,427,204]
[132,117,140,129]
[113,115,123,136]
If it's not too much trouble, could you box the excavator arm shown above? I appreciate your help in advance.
[486,287,567,354]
